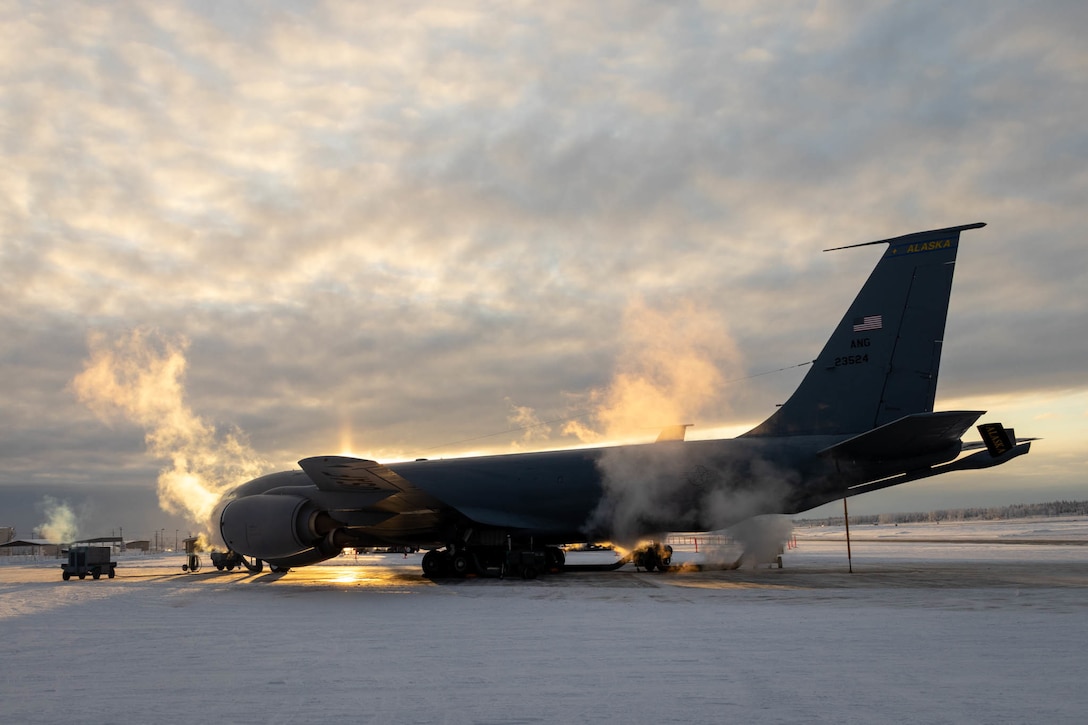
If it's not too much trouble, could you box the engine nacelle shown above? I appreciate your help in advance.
[219,493,330,561]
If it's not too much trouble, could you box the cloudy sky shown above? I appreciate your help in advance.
[3,1,1086,539]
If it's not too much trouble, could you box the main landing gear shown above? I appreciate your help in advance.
[421,544,567,580]
[419,540,675,580]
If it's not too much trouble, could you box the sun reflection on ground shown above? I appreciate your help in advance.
[265,557,432,590]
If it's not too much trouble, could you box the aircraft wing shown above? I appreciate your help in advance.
[300,455,414,494]
[298,455,450,525]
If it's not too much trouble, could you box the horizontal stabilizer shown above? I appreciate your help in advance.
[819,411,985,461]
[846,439,1032,497]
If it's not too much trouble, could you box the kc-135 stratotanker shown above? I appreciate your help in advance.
[212,223,1031,577]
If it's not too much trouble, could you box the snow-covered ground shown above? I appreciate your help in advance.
[3,518,1087,724]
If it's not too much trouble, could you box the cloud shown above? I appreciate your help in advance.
[2,1,1087,520]
[563,296,742,444]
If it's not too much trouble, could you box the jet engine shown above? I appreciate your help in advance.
[218,493,341,561]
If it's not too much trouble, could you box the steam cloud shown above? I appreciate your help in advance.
[727,514,794,568]
[39,495,79,543]
[564,297,740,443]
[71,329,267,533]
[586,441,796,546]
[570,297,794,547]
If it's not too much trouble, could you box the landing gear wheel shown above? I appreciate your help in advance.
[545,546,566,572]
[421,550,449,578]
[451,552,473,577]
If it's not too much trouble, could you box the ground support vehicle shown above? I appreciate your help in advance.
[61,546,116,581]
[210,549,264,573]
[632,542,674,572]
[181,537,201,572]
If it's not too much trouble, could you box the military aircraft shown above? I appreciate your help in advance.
[213,222,1031,576]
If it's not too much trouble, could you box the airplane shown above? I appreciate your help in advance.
[212,222,1032,577]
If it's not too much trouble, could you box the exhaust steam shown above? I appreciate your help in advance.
[567,298,795,546]
[71,329,267,537]
[38,495,79,543]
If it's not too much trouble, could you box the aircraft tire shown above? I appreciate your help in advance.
[421,550,448,578]
[451,552,472,577]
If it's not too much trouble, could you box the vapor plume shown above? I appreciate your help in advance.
[586,441,795,546]
[568,297,795,544]
[71,329,267,533]
[564,298,741,443]
[38,496,79,543]
[725,514,794,568]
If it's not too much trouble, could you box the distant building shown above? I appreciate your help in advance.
[0,539,62,557]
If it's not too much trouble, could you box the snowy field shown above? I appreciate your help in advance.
[3,518,1088,725]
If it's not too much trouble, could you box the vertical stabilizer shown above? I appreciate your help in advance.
[744,223,985,437]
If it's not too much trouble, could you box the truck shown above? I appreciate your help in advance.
[61,546,116,581]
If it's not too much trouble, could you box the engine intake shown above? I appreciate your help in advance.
[219,494,332,560]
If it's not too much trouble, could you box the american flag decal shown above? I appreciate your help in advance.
[853,315,883,332]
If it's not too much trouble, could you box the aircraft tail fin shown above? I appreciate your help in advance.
[744,223,985,438]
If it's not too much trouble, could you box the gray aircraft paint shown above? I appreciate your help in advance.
[215,223,1031,569]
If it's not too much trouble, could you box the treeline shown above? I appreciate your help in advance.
[794,500,1088,528]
